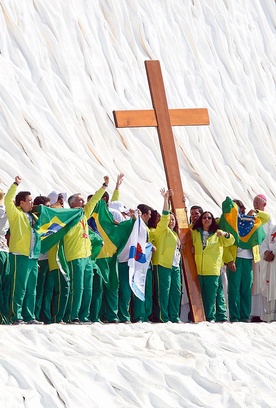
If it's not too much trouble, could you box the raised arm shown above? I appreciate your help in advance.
[111,173,124,202]
[161,188,173,212]
[4,175,22,219]
[85,175,109,218]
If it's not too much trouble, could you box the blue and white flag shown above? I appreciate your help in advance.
[128,216,152,301]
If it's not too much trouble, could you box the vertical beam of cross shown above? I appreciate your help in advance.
[113,60,209,322]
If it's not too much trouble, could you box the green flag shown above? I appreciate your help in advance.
[35,205,83,253]
[219,197,266,249]
[92,200,135,258]
[92,200,135,289]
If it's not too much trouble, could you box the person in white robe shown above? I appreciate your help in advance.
[262,224,276,322]
[251,194,271,322]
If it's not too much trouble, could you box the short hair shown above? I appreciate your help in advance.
[190,205,203,214]
[0,189,5,200]
[68,193,81,208]
[190,205,204,223]
[233,199,244,209]
[137,204,153,215]
[87,194,93,201]
[15,191,31,207]
[33,196,50,206]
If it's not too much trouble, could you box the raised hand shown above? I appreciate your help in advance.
[116,173,124,188]
[160,188,166,197]
[15,176,22,185]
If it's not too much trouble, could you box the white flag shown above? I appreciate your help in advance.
[128,216,152,301]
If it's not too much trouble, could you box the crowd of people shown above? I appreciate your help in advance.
[0,172,275,325]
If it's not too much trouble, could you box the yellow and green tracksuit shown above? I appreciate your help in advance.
[5,183,41,322]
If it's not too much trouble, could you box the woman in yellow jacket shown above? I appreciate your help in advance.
[192,212,235,322]
[151,189,182,323]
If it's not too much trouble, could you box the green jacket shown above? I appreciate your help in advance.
[191,228,235,276]
[64,187,105,262]
[151,211,178,269]
[4,183,40,258]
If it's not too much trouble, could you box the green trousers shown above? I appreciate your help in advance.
[97,257,119,322]
[64,257,93,322]
[132,267,153,322]
[90,262,103,322]
[118,262,131,322]
[42,268,70,323]
[9,254,38,322]
[155,264,181,323]
[215,274,227,322]
[35,259,49,320]
[227,257,253,322]
[0,251,10,324]
[198,275,219,322]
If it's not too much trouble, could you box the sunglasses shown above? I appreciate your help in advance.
[202,216,212,220]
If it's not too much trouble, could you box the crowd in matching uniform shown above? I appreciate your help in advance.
[0,173,275,325]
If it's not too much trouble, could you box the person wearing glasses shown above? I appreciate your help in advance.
[191,211,235,322]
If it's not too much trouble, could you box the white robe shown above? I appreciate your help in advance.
[251,219,271,319]
[263,224,276,302]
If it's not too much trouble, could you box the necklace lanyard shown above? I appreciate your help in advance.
[80,219,88,239]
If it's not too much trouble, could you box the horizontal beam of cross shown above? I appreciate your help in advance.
[114,108,209,128]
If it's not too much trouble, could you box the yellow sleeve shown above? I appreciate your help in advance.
[84,187,105,219]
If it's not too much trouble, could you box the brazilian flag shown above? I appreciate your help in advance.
[92,199,135,289]
[219,197,266,249]
[92,200,135,258]
[89,228,103,261]
[35,205,83,253]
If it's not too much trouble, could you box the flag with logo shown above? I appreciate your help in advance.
[92,199,135,289]
[128,216,152,301]
[219,196,266,249]
[35,205,83,253]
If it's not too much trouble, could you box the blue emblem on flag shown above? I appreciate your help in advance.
[237,215,255,237]
[40,223,63,237]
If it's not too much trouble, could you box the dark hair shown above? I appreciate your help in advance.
[102,191,109,204]
[189,205,204,223]
[190,205,203,213]
[15,191,31,207]
[233,199,244,209]
[33,196,50,206]
[192,211,218,233]
[137,204,153,215]
[148,210,160,229]
[170,212,179,233]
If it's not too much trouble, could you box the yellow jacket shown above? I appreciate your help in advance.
[4,183,40,258]
[191,229,235,276]
[64,187,105,262]
[151,211,178,269]
[223,245,260,263]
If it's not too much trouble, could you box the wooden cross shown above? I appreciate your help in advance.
[113,60,209,322]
